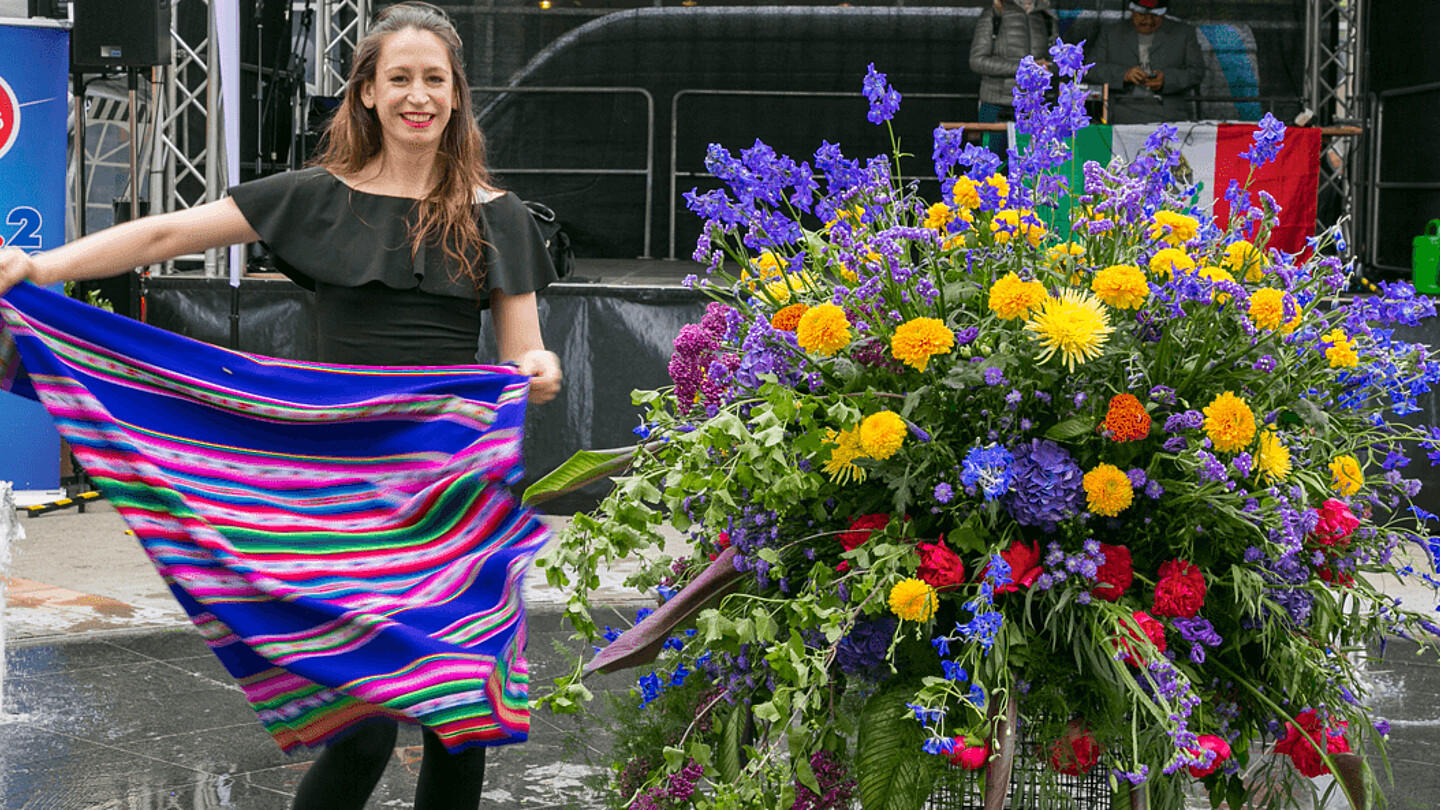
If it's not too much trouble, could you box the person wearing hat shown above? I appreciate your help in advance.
[968,0,1060,167]
[1086,0,1206,124]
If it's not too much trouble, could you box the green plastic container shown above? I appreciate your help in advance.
[1414,219,1440,294]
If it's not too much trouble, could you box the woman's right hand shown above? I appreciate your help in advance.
[0,247,38,297]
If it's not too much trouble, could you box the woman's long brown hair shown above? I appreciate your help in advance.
[313,1,495,285]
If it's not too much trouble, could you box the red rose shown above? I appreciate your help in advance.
[1118,609,1167,666]
[949,740,989,770]
[1275,710,1350,778]
[838,513,891,551]
[1091,543,1134,602]
[1048,721,1101,776]
[917,538,966,591]
[1153,559,1207,618]
[1311,499,1360,547]
[1185,734,1232,778]
[991,540,1043,593]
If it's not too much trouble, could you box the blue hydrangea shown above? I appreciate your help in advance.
[1003,439,1083,531]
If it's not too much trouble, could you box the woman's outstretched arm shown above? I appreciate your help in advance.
[0,197,259,296]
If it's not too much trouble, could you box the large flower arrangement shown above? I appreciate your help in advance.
[539,45,1440,810]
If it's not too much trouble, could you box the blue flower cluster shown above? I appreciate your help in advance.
[960,443,1014,501]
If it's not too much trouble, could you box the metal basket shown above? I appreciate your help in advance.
[928,730,1115,810]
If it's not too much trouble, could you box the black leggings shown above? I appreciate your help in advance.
[292,720,487,810]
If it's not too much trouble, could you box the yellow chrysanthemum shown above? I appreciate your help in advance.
[1324,328,1359,368]
[763,279,794,304]
[795,303,852,356]
[859,410,907,460]
[951,176,982,210]
[1221,239,1269,283]
[1149,248,1195,281]
[1149,211,1199,245]
[891,317,955,371]
[771,303,809,332]
[984,174,1010,206]
[990,208,1047,247]
[1247,288,1301,333]
[889,577,938,622]
[822,426,868,484]
[988,272,1047,320]
[1197,266,1237,303]
[1024,289,1114,372]
[1091,264,1150,310]
[1202,391,1256,453]
[1254,428,1291,482]
[1083,463,1134,517]
[1047,241,1086,267]
[740,251,787,290]
[1329,454,1364,496]
[923,202,955,231]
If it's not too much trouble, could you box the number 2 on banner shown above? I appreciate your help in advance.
[1,205,43,250]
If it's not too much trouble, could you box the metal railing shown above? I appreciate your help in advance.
[667,88,975,259]
[472,85,655,259]
[1366,82,1440,275]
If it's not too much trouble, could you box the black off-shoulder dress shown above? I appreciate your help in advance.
[228,166,558,367]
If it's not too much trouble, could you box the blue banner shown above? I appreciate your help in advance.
[0,20,69,491]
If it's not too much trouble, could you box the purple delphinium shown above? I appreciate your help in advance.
[1240,112,1287,167]
[962,443,1015,501]
[862,63,902,125]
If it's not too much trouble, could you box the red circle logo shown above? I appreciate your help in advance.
[0,75,20,161]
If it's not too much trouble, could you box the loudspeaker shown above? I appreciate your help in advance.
[71,0,172,70]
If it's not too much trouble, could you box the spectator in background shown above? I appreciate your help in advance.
[1087,0,1205,124]
[969,0,1059,167]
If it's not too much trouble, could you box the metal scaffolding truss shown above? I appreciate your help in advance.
[315,0,370,96]
[1305,0,1364,256]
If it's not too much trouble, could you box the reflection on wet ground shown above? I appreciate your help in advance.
[2,621,1438,809]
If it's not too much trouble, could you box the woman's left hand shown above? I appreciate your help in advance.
[516,349,562,404]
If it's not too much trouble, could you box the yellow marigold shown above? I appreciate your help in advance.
[1247,288,1301,333]
[923,202,955,231]
[1329,454,1364,496]
[771,303,809,332]
[859,410,907,460]
[1324,328,1359,368]
[988,272,1047,320]
[891,317,955,372]
[1149,248,1195,281]
[1024,289,1114,372]
[796,303,851,356]
[1221,239,1269,283]
[1197,266,1237,304]
[951,176,982,209]
[1091,264,1150,310]
[1149,211,1199,245]
[823,426,868,484]
[889,577,938,622]
[1254,428,1291,482]
[1084,463,1134,517]
[1202,391,1256,453]
[1047,241,1086,266]
[990,208,1047,247]
[984,174,1010,207]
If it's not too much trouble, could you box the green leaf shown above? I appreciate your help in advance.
[856,680,935,810]
[522,446,641,505]
[717,703,748,783]
[1044,416,1093,442]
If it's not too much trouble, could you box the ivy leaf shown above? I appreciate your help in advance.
[856,679,935,810]
[1044,416,1093,442]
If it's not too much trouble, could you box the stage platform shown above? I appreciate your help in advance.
[117,258,712,514]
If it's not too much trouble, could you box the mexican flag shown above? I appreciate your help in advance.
[1020,123,1323,254]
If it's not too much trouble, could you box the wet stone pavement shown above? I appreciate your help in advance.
[0,612,635,810]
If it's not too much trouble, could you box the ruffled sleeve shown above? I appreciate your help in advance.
[478,191,559,297]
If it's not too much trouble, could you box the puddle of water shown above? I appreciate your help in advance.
[0,481,22,720]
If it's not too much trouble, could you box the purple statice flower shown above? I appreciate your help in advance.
[1004,439,1083,531]
[836,616,897,682]
[1252,355,1277,373]
[1164,410,1204,433]
[962,443,1015,501]
[1233,453,1254,478]
[1241,112,1287,167]
[1196,450,1227,483]
[862,63,902,125]
[934,482,955,504]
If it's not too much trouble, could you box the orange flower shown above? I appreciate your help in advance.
[1102,393,1151,442]
[771,303,809,332]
